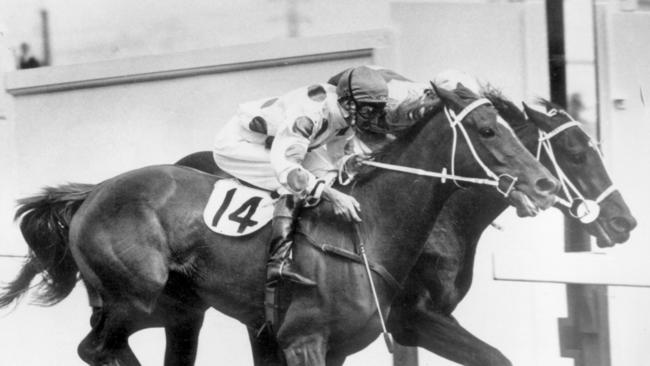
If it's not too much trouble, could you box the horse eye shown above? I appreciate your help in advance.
[479,127,496,138]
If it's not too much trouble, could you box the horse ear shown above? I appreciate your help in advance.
[431,82,462,109]
[522,101,554,132]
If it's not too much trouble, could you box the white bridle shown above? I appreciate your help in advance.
[444,98,518,197]
[350,98,518,197]
[535,110,617,223]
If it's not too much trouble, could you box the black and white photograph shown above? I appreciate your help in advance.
[0,0,648,365]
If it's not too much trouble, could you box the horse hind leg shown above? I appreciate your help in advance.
[77,302,143,366]
[247,325,284,366]
[75,240,169,364]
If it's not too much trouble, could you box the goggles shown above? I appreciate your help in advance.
[357,103,386,119]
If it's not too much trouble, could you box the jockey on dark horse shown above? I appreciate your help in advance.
[212,65,438,289]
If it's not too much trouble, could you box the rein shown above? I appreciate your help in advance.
[294,229,403,293]
[357,98,517,197]
[536,119,617,223]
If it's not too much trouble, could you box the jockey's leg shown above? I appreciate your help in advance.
[267,195,316,286]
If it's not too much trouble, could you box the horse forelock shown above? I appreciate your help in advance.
[369,111,438,160]
[482,87,527,129]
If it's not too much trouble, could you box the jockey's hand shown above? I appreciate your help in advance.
[342,154,367,178]
[322,186,362,222]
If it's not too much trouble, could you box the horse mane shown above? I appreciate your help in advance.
[368,101,442,162]
[345,101,443,188]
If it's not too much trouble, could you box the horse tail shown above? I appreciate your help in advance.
[0,183,95,308]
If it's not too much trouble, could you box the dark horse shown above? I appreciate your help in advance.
[0,85,559,365]
[382,96,637,366]
[177,92,637,365]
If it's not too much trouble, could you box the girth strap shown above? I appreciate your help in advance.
[295,230,403,293]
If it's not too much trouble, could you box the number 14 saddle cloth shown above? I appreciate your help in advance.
[203,179,278,236]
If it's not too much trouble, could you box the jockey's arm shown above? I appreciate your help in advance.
[270,116,361,222]
[270,122,322,199]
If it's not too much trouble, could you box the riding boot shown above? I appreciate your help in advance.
[266,195,316,287]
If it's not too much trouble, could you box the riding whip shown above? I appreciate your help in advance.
[353,223,395,353]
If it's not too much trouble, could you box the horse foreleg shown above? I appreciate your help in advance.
[282,334,327,366]
[163,311,205,366]
[247,326,284,366]
[389,299,511,366]
[325,352,346,366]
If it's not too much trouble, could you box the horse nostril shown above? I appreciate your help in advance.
[610,216,637,233]
[535,177,559,194]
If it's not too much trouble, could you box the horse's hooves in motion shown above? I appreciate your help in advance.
[77,306,142,366]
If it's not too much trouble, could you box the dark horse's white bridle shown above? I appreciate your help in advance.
[535,108,616,224]
[355,97,519,197]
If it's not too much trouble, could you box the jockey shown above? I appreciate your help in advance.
[213,65,390,287]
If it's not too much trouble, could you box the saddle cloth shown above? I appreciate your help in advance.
[203,179,277,236]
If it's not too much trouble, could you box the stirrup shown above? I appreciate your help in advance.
[268,260,316,286]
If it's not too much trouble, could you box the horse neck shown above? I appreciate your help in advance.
[445,119,539,250]
[352,113,456,282]
[512,121,540,156]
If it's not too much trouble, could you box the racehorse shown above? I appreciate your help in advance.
[176,91,637,365]
[0,84,559,366]
[382,95,637,366]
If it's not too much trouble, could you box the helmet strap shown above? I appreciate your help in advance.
[347,68,358,126]
[348,101,357,127]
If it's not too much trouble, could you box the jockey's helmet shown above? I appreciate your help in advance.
[336,66,389,105]
[336,66,388,131]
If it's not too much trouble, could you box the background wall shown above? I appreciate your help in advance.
[1,1,647,365]
[595,3,650,365]
[0,0,392,66]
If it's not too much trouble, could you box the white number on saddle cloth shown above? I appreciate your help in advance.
[203,179,277,236]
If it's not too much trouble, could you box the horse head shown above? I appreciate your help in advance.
[522,101,637,246]
[432,83,559,214]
